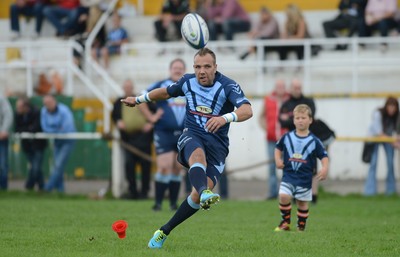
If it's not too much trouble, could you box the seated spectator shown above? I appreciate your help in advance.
[91,13,128,69]
[239,6,280,60]
[43,0,80,37]
[80,0,111,38]
[154,0,189,43]
[9,0,47,39]
[359,0,398,50]
[205,0,251,42]
[277,4,320,62]
[15,97,48,191]
[322,0,367,50]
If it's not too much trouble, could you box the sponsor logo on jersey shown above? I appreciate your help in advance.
[196,106,212,114]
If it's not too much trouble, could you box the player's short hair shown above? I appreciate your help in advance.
[293,104,312,118]
[194,47,216,64]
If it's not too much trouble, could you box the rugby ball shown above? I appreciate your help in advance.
[181,13,209,49]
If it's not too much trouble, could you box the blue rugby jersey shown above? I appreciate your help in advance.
[167,71,250,148]
[146,79,186,131]
[276,130,328,188]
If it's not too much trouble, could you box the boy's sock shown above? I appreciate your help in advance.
[188,163,207,196]
[160,196,200,235]
[154,173,170,207]
[279,203,292,224]
[169,174,181,209]
[297,208,309,231]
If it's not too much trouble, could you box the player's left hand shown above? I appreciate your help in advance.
[316,169,328,181]
[206,117,226,133]
[121,97,137,107]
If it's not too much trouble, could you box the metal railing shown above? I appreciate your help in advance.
[121,36,400,95]
[0,40,114,133]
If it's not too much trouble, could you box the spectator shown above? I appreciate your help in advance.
[259,79,290,200]
[322,0,367,50]
[43,0,80,37]
[9,0,46,39]
[15,97,48,191]
[41,95,76,193]
[274,104,329,232]
[278,4,321,62]
[359,0,398,51]
[111,79,156,200]
[205,0,251,42]
[91,13,128,69]
[0,95,13,190]
[279,79,335,204]
[239,6,280,60]
[139,58,186,211]
[279,79,316,132]
[80,0,110,36]
[154,0,190,43]
[364,97,399,196]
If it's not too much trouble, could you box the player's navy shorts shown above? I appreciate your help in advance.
[177,129,228,186]
[154,130,182,155]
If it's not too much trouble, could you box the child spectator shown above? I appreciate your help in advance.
[274,104,329,232]
[91,13,128,69]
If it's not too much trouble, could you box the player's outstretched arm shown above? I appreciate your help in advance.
[121,88,171,107]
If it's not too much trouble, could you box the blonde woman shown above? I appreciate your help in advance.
[278,4,307,61]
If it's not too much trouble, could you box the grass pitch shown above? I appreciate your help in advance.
[1,191,399,257]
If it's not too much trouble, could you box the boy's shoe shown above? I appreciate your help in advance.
[148,230,167,249]
[274,222,291,232]
[200,189,220,210]
[297,221,306,232]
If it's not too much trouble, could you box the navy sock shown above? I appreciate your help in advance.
[155,181,169,205]
[169,174,181,207]
[188,163,207,195]
[160,196,199,235]
[154,173,170,206]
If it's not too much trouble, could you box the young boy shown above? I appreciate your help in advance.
[274,104,329,231]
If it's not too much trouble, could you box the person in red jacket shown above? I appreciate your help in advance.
[43,0,80,36]
[259,79,290,199]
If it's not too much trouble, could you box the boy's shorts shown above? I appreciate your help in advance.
[279,181,312,201]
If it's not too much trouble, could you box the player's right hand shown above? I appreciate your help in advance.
[121,97,137,107]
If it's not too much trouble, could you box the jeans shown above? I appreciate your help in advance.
[10,3,45,34]
[267,141,278,198]
[0,139,9,189]
[208,18,251,41]
[364,143,396,195]
[25,149,45,190]
[45,140,74,192]
[43,6,79,34]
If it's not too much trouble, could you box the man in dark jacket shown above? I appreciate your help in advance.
[279,79,316,131]
[15,97,48,191]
